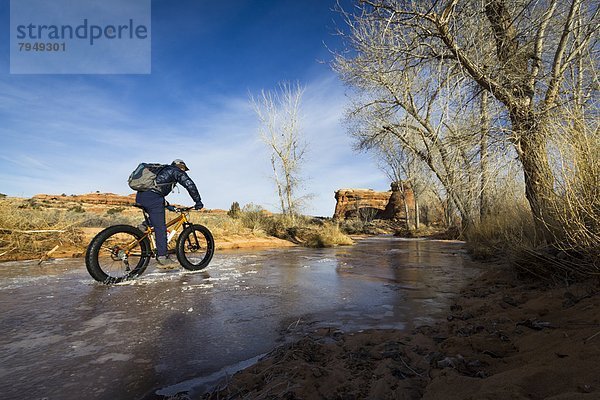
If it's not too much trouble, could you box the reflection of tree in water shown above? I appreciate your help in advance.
[335,238,471,330]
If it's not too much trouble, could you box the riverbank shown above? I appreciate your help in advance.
[203,262,600,399]
[0,196,301,262]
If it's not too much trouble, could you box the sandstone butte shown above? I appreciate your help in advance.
[333,182,415,221]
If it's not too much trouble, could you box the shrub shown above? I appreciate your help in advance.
[228,201,241,219]
[18,198,40,209]
[240,204,269,233]
[465,124,600,278]
[106,207,125,215]
[304,222,353,248]
[68,205,86,213]
[339,218,369,235]
[263,214,294,238]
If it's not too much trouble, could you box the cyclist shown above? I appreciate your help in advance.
[135,159,204,269]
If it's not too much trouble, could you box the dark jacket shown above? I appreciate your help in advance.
[152,165,202,203]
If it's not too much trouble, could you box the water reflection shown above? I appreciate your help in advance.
[334,237,473,328]
[0,237,478,400]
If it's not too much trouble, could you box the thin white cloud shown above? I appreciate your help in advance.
[0,154,52,170]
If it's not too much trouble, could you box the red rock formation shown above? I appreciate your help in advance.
[333,183,414,221]
[333,189,391,220]
[32,193,225,213]
[378,182,415,220]
[33,193,137,206]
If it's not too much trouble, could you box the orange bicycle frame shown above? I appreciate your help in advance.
[126,212,191,255]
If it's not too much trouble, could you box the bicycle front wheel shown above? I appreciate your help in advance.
[85,225,152,284]
[176,224,214,271]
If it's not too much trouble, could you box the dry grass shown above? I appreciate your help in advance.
[0,198,164,260]
[302,222,354,248]
[191,206,353,248]
[0,198,85,260]
[270,216,353,248]
[463,202,575,281]
[465,194,599,281]
[547,125,600,271]
[195,207,353,248]
[464,118,599,280]
[0,197,353,261]
[186,212,263,239]
[465,201,538,260]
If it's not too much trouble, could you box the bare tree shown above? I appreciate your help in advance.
[375,136,413,229]
[479,90,491,220]
[336,20,486,229]
[374,134,434,230]
[334,0,599,241]
[251,82,307,217]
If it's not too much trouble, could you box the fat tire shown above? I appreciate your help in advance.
[85,225,151,284]
[176,224,214,271]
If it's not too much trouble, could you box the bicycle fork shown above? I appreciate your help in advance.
[183,222,201,250]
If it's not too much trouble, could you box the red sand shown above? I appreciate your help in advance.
[203,263,600,399]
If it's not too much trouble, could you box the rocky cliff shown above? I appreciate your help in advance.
[333,188,391,220]
[378,181,415,220]
[333,183,414,221]
[31,193,226,214]
[33,193,137,206]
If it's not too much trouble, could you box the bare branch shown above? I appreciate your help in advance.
[544,0,582,113]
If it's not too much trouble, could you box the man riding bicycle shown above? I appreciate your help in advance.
[135,159,204,269]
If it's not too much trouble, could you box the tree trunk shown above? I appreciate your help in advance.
[445,199,452,228]
[398,181,411,231]
[480,91,490,220]
[404,198,411,231]
[483,0,557,241]
[272,156,286,214]
[414,196,420,230]
[285,171,293,216]
[511,112,556,241]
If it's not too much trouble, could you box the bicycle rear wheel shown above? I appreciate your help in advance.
[176,224,214,270]
[85,225,151,284]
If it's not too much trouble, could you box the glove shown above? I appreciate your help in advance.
[194,201,204,210]
[166,205,176,212]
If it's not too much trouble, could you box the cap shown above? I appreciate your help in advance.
[172,159,189,171]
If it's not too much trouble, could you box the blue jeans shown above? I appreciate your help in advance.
[136,191,167,257]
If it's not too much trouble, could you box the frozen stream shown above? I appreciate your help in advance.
[0,237,479,399]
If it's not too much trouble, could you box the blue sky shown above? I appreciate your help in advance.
[0,0,389,217]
